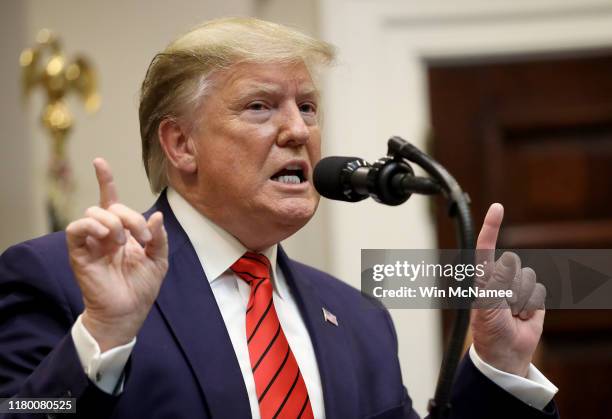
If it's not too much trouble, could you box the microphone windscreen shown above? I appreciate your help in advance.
[313,156,363,201]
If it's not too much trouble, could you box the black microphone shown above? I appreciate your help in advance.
[313,156,441,206]
[312,156,369,202]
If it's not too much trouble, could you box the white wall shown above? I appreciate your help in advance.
[0,1,35,249]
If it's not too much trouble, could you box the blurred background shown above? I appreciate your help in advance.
[3,0,612,416]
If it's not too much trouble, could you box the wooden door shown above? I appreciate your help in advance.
[428,50,612,418]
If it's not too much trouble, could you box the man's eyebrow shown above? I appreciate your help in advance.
[236,84,283,97]
[298,86,320,100]
[233,84,320,101]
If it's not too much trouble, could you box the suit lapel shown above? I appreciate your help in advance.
[278,247,360,419]
[151,192,252,418]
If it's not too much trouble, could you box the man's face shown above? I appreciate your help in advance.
[189,61,321,247]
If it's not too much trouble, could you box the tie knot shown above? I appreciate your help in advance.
[230,252,271,285]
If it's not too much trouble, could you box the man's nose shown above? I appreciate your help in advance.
[277,104,310,147]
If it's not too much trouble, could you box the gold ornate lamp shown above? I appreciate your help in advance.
[20,29,100,231]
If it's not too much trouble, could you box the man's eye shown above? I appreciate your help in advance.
[246,102,268,111]
[299,102,317,114]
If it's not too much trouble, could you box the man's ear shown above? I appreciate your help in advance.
[158,118,197,174]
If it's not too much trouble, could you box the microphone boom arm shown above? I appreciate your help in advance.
[386,136,475,419]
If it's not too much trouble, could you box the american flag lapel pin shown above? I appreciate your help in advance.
[322,307,338,326]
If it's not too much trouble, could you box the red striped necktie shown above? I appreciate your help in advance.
[231,252,314,419]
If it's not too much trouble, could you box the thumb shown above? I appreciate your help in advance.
[145,212,168,263]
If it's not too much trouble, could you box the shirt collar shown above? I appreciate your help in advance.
[166,187,286,299]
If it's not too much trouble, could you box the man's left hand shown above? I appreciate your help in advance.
[471,203,547,378]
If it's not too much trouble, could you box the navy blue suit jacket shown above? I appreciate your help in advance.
[0,192,559,418]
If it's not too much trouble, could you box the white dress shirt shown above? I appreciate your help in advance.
[71,187,558,415]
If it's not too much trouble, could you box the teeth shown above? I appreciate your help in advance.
[275,175,301,184]
[285,164,301,170]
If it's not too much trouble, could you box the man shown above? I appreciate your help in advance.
[0,18,558,418]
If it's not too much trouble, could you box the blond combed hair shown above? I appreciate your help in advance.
[139,17,336,193]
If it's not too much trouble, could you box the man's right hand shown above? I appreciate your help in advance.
[66,158,169,352]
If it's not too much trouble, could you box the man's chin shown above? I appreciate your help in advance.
[233,200,318,251]
[273,200,317,231]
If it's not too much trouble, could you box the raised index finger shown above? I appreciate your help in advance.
[93,158,118,209]
[476,203,504,250]
[475,203,505,276]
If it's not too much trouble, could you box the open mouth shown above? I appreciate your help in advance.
[271,163,307,185]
